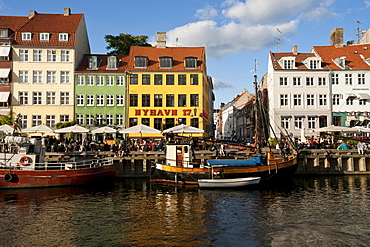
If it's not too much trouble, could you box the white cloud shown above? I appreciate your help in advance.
[195,4,218,20]
[212,78,234,89]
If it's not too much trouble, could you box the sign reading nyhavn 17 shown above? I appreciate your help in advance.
[134,109,193,116]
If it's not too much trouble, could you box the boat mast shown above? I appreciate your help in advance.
[253,60,261,154]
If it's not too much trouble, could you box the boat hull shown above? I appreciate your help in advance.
[198,177,261,188]
[0,164,116,189]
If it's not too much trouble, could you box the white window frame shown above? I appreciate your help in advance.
[19,49,29,62]
[87,75,94,86]
[293,77,301,86]
[86,114,94,126]
[116,114,123,125]
[106,114,113,125]
[61,50,70,62]
[32,115,42,127]
[46,92,56,105]
[280,94,288,106]
[294,117,303,129]
[116,95,124,106]
[106,95,114,106]
[60,71,70,83]
[77,76,85,85]
[19,71,28,83]
[60,115,69,123]
[76,114,84,125]
[76,95,84,106]
[293,94,302,106]
[19,92,28,105]
[33,71,42,83]
[59,33,69,42]
[107,76,114,85]
[319,94,327,106]
[308,117,316,129]
[33,49,42,62]
[281,117,290,129]
[47,50,57,62]
[22,32,32,41]
[60,92,70,105]
[318,77,326,86]
[279,77,288,86]
[33,92,42,105]
[116,76,124,85]
[97,76,104,86]
[40,33,50,41]
[46,115,55,128]
[47,71,56,83]
[306,94,315,106]
[358,74,365,85]
[86,95,94,106]
[96,95,104,106]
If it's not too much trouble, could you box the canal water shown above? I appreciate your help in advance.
[0,176,369,246]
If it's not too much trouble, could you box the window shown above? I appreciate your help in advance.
[130,94,138,107]
[346,97,354,105]
[19,92,28,105]
[61,50,70,62]
[142,94,150,107]
[359,99,367,105]
[294,117,303,129]
[154,118,162,130]
[97,95,104,106]
[77,95,84,106]
[22,32,31,41]
[106,114,113,125]
[332,94,340,105]
[154,74,163,85]
[33,92,42,105]
[190,74,198,85]
[86,114,94,126]
[107,95,114,106]
[107,56,117,70]
[280,94,288,106]
[60,115,69,123]
[319,94,327,106]
[142,74,150,85]
[184,57,197,68]
[19,71,28,83]
[60,71,70,83]
[159,56,172,68]
[308,117,316,129]
[33,71,42,83]
[129,118,138,127]
[191,118,199,128]
[306,77,314,86]
[190,94,199,107]
[345,74,352,85]
[281,117,290,129]
[166,74,174,85]
[76,114,84,125]
[178,118,186,125]
[32,115,42,127]
[358,74,365,85]
[306,94,314,106]
[318,77,326,86]
[293,77,301,86]
[283,59,294,69]
[178,94,186,107]
[116,95,124,106]
[46,115,55,128]
[47,71,56,83]
[116,114,123,125]
[293,94,301,106]
[165,118,175,129]
[47,50,57,62]
[178,74,186,85]
[77,76,85,85]
[166,94,174,107]
[134,56,148,68]
[40,33,50,41]
[107,76,114,85]
[154,94,163,107]
[0,29,7,38]
[20,49,29,62]
[116,76,124,85]
[332,73,339,84]
[309,59,320,69]
[59,33,69,42]
[87,76,94,85]
[88,56,98,69]
[60,92,69,105]
[130,74,138,85]
[46,92,56,105]
[20,115,28,129]
[33,50,42,62]
[86,95,94,106]
[279,77,288,86]
[97,76,104,86]
[142,118,150,126]
[96,114,104,126]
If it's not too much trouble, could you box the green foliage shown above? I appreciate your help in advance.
[269,137,279,147]
[55,121,76,129]
[104,33,152,55]
[0,110,15,125]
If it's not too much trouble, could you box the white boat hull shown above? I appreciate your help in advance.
[198,177,261,188]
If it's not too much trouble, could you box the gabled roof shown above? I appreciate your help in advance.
[313,44,370,70]
[0,16,29,33]
[127,46,205,71]
[269,51,330,70]
[75,54,129,73]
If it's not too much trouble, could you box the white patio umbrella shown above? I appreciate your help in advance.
[0,124,15,132]
[54,124,90,133]
[162,124,204,134]
[22,124,55,133]
[312,125,360,133]
[91,126,117,134]
[351,126,370,133]
[119,124,161,137]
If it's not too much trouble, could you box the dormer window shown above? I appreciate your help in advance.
[184,57,197,68]
[333,56,346,69]
[278,57,295,69]
[0,29,9,38]
[22,32,32,41]
[88,56,98,70]
[159,56,172,68]
[107,56,118,70]
[59,33,69,42]
[40,33,50,41]
[134,56,148,68]
[304,57,322,69]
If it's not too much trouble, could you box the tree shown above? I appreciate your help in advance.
[105,33,152,55]
[0,110,15,126]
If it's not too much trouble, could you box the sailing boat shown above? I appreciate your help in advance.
[150,62,298,187]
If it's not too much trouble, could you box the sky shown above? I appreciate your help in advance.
[2,0,370,107]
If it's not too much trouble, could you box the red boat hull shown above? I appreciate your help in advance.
[0,164,116,189]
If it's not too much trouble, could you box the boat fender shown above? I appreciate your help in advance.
[19,156,31,166]
[4,173,13,182]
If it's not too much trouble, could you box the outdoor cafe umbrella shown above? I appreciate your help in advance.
[91,126,117,134]
[311,125,360,133]
[22,124,55,134]
[162,124,204,134]
[351,126,370,133]
[0,124,16,132]
[54,124,90,133]
[119,124,161,135]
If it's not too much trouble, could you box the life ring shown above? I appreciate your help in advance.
[4,173,13,182]
[19,156,31,166]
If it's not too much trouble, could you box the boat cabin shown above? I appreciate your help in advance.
[166,144,199,168]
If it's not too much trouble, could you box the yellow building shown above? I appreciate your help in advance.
[126,32,214,138]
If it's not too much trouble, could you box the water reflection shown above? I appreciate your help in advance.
[0,176,369,246]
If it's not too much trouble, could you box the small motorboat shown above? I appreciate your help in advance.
[198,177,261,188]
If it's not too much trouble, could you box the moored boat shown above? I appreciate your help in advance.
[198,177,261,188]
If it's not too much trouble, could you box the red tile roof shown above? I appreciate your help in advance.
[0,16,29,32]
[127,46,205,71]
[76,54,129,73]
[269,51,329,70]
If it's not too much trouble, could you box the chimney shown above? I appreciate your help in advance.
[64,7,71,16]
[156,32,166,48]
[292,45,298,55]
[330,28,343,48]
[29,10,37,19]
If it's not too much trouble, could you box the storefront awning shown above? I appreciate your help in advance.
[281,115,292,118]
[345,93,356,98]
[0,46,10,57]
[294,115,306,118]
[0,92,10,102]
[0,69,10,78]
[358,93,370,100]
